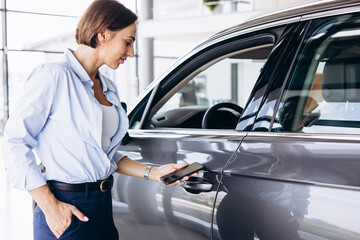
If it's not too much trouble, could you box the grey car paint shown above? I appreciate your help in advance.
[218,133,360,239]
[112,1,360,239]
[113,130,244,239]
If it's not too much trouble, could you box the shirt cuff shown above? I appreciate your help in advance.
[11,167,47,191]
[113,151,127,164]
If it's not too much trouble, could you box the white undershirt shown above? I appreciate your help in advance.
[101,104,119,152]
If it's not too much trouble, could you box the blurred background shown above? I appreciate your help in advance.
[0,0,315,239]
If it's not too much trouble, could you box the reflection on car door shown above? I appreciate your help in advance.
[114,130,244,240]
[214,16,360,240]
[213,22,312,239]
[228,133,360,240]
[112,27,283,239]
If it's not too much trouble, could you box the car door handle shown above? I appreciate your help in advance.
[181,177,213,194]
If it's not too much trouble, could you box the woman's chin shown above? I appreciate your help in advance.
[106,63,120,70]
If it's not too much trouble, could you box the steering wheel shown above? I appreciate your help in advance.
[202,102,243,129]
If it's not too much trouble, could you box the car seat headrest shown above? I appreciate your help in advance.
[322,60,360,102]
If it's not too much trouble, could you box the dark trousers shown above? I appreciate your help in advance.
[33,187,119,240]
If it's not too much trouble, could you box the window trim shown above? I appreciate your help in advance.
[139,33,277,130]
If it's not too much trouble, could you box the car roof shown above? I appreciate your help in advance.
[210,0,360,40]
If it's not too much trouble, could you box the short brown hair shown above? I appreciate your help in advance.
[76,0,138,48]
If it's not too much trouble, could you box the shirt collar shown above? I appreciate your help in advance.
[64,48,92,83]
[97,71,116,93]
[64,48,116,93]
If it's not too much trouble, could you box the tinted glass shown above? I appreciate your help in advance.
[150,44,271,129]
[160,58,262,109]
[273,14,360,134]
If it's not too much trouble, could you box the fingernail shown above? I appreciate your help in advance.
[84,216,89,221]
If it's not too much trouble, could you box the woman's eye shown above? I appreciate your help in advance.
[126,42,132,46]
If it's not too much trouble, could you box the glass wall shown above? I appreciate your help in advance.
[0,0,140,134]
[0,0,95,134]
[153,0,253,19]
[0,3,6,134]
[0,0,254,134]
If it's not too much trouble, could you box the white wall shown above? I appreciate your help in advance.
[254,0,308,10]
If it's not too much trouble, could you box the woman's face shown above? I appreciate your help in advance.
[99,23,137,69]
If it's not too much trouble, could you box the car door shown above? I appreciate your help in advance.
[112,25,285,239]
[216,13,360,240]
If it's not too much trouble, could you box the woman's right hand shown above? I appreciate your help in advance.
[44,199,89,238]
[29,185,89,238]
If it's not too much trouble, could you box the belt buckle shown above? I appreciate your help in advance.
[100,179,109,192]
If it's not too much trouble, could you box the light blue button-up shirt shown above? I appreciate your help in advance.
[3,49,129,191]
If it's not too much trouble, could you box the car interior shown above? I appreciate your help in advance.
[147,45,273,129]
[274,24,360,133]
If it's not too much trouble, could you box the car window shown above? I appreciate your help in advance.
[149,44,272,129]
[272,14,360,134]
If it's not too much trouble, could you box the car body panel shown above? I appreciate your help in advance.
[113,20,286,240]
[214,132,360,239]
[114,130,245,239]
[113,1,360,240]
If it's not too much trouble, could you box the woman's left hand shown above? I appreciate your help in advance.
[151,163,197,186]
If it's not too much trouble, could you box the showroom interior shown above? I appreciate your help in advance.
[0,0,310,239]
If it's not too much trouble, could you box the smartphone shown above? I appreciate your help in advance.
[160,162,204,185]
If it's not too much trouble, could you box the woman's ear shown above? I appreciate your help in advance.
[97,31,107,45]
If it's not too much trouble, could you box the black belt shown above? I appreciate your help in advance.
[47,175,114,192]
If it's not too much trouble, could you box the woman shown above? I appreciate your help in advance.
[3,1,192,239]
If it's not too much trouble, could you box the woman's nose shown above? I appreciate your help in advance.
[127,45,135,58]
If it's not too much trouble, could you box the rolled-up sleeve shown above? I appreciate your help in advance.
[112,150,127,165]
[3,65,56,191]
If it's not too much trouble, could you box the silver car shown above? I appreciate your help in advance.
[113,1,360,239]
